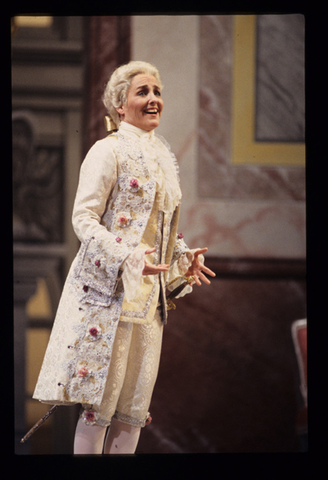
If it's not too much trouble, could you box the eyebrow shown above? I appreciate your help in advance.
[136,83,160,91]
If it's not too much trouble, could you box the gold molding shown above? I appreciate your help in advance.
[14,16,53,28]
[231,15,305,167]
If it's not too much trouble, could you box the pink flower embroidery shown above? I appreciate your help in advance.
[117,213,131,228]
[78,366,88,378]
[129,178,139,190]
[89,327,98,337]
[145,413,152,425]
[82,410,97,425]
[118,214,127,225]
[178,232,184,239]
[87,325,102,341]
[95,260,100,267]
[85,411,94,422]
[116,237,122,243]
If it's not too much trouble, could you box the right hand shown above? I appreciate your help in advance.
[142,248,169,275]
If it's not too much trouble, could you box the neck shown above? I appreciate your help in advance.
[120,121,155,137]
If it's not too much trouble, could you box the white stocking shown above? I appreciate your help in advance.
[103,417,141,454]
[73,417,107,454]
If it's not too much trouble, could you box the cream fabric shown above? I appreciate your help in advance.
[121,247,148,302]
[82,309,163,427]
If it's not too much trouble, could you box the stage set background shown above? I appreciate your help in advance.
[12,15,306,454]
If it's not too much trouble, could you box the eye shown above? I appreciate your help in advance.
[155,90,161,96]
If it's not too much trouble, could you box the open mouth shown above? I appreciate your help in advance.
[144,109,158,115]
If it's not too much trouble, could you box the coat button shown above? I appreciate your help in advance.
[95,260,100,267]
[83,285,89,292]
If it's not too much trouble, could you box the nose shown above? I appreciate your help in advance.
[148,91,158,103]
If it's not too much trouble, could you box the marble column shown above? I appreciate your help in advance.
[82,16,131,156]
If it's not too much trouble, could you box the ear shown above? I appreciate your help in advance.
[116,105,125,118]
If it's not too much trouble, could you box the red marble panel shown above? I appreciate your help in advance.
[136,271,306,453]
[82,16,130,156]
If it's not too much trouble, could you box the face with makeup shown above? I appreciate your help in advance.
[116,74,164,131]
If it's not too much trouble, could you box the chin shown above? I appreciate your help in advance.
[145,120,160,131]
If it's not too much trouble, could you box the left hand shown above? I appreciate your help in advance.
[185,248,216,286]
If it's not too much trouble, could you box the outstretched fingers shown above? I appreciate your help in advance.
[142,261,169,276]
[194,247,208,257]
[145,247,156,255]
[198,270,212,285]
[188,248,216,285]
[142,248,169,275]
[201,264,216,278]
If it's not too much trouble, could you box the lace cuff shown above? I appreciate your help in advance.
[167,249,205,298]
[121,248,147,302]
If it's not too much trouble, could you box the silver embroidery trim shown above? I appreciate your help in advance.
[61,292,124,407]
[113,410,148,428]
[170,236,190,266]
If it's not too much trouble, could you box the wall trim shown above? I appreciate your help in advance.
[206,256,306,279]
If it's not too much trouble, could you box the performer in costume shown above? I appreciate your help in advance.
[33,61,215,454]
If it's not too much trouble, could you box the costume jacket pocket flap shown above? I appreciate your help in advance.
[74,235,121,306]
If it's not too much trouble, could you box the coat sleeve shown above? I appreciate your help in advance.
[72,138,118,242]
[71,138,131,304]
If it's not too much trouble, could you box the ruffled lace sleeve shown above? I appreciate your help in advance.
[122,246,206,302]
[121,248,147,302]
[166,248,205,298]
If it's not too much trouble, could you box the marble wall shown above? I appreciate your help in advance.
[131,15,199,211]
[256,14,305,142]
[132,15,306,259]
[132,14,306,453]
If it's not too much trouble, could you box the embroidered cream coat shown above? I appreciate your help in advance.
[33,123,192,409]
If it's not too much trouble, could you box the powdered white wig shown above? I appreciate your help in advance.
[102,60,163,128]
